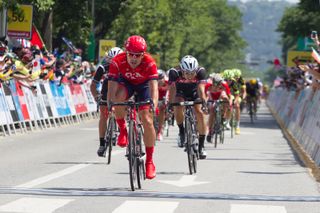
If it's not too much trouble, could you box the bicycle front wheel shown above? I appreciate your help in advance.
[185,118,196,174]
[128,120,137,191]
[106,117,115,164]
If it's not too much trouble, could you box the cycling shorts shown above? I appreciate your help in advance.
[176,84,199,101]
[118,77,151,110]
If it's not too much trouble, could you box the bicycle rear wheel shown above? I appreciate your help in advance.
[128,121,137,191]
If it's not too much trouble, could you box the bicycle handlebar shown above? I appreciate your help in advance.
[169,100,203,107]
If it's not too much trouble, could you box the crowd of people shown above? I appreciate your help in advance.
[0,38,96,94]
[274,32,320,92]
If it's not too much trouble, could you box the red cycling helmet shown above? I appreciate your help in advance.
[125,35,147,53]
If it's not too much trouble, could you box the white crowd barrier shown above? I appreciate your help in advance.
[267,88,320,167]
[0,79,98,136]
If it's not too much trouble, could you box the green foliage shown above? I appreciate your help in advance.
[107,0,245,71]
[278,0,320,55]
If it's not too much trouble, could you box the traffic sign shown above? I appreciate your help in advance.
[287,51,313,67]
[7,5,33,39]
[98,40,116,61]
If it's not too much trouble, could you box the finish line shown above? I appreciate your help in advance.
[0,187,319,202]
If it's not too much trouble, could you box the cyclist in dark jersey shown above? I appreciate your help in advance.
[168,55,208,159]
[90,47,123,157]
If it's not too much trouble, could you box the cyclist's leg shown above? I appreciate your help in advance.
[234,94,241,134]
[194,103,207,159]
[113,81,132,147]
[224,95,233,130]
[174,95,186,147]
[135,82,156,179]
[97,80,109,156]
[207,102,215,142]
[157,103,166,141]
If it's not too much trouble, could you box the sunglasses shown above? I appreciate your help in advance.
[127,52,144,58]
[213,81,222,86]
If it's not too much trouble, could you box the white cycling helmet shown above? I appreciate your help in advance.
[209,73,223,83]
[180,55,198,73]
[157,69,165,79]
[107,47,123,58]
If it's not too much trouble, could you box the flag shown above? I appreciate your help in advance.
[311,47,320,64]
[30,25,45,49]
[62,37,77,52]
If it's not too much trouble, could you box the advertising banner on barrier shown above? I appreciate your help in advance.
[2,84,20,122]
[63,85,76,115]
[69,83,88,114]
[49,82,71,116]
[22,86,43,120]
[9,80,29,121]
[41,82,57,118]
[34,82,49,119]
[0,86,14,125]
[82,81,96,112]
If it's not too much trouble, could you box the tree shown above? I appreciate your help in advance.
[278,0,320,58]
[107,0,245,72]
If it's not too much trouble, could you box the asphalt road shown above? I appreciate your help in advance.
[0,103,319,213]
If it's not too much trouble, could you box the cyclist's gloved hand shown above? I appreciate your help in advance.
[107,100,113,112]
[95,95,101,103]
[201,100,209,114]
[167,104,173,114]
[149,99,155,113]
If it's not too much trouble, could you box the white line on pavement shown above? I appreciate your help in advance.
[16,164,90,188]
[16,150,125,188]
[230,204,287,213]
[112,201,179,213]
[0,198,74,213]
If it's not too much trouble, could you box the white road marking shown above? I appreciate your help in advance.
[238,131,255,135]
[16,150,125,188]
[16,164,89,188]
[112,201,179,213]
[230,204,287,213]
[0,197,73,213]
[158,175,209,187]
[79,128,98,131]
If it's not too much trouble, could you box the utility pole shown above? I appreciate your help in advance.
[88,0,95,62]
[0,7,7,38]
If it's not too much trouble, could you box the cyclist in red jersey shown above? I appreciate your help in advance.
[107,35,158,179]
[205,73,231,142]
[156,69,169,141]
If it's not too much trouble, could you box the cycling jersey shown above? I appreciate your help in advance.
[168,66,207,100]
[246,82,259,97]
[158,79,169,100]
[108,52,158,85]
[205,80,231,100]
[228,76,245,95]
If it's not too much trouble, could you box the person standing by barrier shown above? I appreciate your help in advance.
[90,47,123,157]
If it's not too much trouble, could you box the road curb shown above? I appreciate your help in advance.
[266,103,320,182]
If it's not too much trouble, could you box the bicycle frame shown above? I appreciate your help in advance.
[110,100,152,191]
